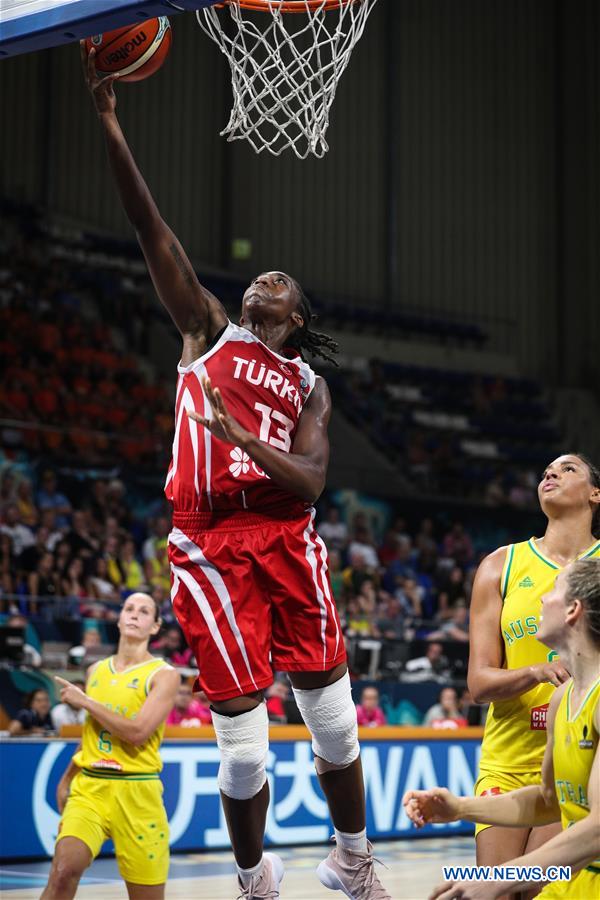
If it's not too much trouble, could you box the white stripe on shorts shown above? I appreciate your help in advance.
[303,509,328,668]
[314,531,340,661]
[171,562,243,694]
[170,528,258,690]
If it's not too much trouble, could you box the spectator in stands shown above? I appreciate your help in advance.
[86,556,120,604]
[15,477,38,527]
[103,535,124,590]
[316,505,349,555]
[151,625,194,667]
[87,478,109,527]
[104,478,130,529]
[8,688,55,736]
[397,577,424,618]
[27,551,59,613]
[64,509,100,560]
[166,677,212,726]
[378,530,401,568]
[348,524,380,570]
[375,594,407,640]
[442,522,474,568]
[345,597,375,638]
[69,627,104,667]
[381,537,416,594]
[53,539,72,580]
[442,566,467,608]
[145,540,171,594]
[266,679,290,723]
[415,518,438,559]
[404,641,450,680]
[427,601,469,642]
[0,503,35,558]
[356,686,386,727]
[38,509,63,552]
[18,525,51,575]
[343,551,375,596]
[142,515,170,562]
[61,557,87,602]
[119,538,145,591]
[36,470,71,529]
[51,678,87,730]
[422,687,468,729]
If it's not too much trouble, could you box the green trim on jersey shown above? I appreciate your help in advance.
[527,539,559,571]
[82,767,159,781]
[567,676,600,722]
[501,545,515,600]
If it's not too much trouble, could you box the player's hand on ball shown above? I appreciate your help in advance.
[80,41,119,115]
[55,675,88,710]
[186,377,250,447]
[402,787,462,828]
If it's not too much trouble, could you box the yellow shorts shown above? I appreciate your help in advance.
[57,770,169,885]
[473,768,542,836]
[538,866,600,899]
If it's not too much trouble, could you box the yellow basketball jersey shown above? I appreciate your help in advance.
[73,656,170,776]
[479,538,600,774]
[553,676,600,870]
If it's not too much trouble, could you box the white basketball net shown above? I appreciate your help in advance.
[197,0,379,159]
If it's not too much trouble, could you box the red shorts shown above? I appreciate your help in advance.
[168,506,346,701]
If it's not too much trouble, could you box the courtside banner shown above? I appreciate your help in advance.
[0,737,479,858]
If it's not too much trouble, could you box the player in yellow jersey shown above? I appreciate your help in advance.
[40,592,180,900]
[403,557,600,899]
[466,453,600,887]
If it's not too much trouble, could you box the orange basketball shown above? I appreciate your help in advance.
[85,16,171,83]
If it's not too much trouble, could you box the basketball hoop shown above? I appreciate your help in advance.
[197,0,379,158]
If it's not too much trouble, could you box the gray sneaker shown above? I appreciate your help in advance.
[317,842,391,900]
[236,853,285,899]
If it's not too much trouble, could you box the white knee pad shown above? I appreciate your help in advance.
[292,672,360,771]
[212,702,269,800]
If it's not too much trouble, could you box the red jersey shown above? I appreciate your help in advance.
[165,321,317,513]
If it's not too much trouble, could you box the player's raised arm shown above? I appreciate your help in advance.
[80,42,228,352]
[467,548,570,704]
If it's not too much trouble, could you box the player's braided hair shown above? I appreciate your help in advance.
[286,277,339,366]
[565,558,600,647]
[571,452,600,538]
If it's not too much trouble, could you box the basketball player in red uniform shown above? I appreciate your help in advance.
[82,46,390,900]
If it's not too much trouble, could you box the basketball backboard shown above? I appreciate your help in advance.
[0,0,220,58]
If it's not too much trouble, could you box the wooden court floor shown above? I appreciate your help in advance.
[1,837,474,899]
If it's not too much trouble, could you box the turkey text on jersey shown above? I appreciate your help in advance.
[164,322,317,513]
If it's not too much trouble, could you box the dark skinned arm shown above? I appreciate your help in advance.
[467,548,570,704]
[188,376,331,505]
[80,43,228,360]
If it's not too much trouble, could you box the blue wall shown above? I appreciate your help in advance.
[0,736,479,859]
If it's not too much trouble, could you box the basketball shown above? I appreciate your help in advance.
[85,16,171,83]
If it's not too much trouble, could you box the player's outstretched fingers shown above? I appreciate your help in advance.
[186,410,210,429]
[402,793,426,828]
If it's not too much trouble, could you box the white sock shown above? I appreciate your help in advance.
[334,827,368,854]
[236,856,264,887]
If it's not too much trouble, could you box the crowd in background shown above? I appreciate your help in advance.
[1,467,480,644]
[0,462,486,732]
